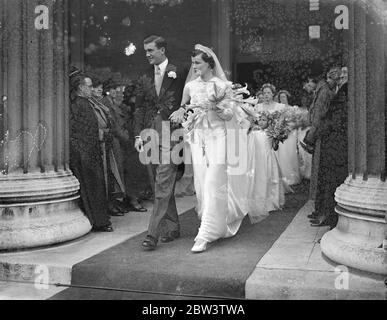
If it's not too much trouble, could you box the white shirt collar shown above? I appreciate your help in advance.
[155,58,169,75]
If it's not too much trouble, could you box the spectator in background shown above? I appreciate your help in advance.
[339,67,348,90]
[69,72,113,232]
[310,66,347,229]
[302,66,342,228]
[123,83,154,203]
[301,78,317,110]
[256,90,264,104]
[121,83,148,212]
[297,78,317,180]
[103,79,147,214]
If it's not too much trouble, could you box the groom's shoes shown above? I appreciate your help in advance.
[142,235,158,251]
[160,231,181,243]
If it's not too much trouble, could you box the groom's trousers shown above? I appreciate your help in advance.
[147,149,180,240]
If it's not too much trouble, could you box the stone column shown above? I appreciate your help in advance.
[211,0,232,77]
[321,0,387,275]
[69,0,85,70]
[0,0,91,250]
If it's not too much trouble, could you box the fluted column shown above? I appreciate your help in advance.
[321,0,387,275]
[0,0,91,250]
[211,0,231,76]
[69,0,85,70]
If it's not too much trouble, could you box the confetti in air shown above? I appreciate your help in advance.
[125,43,137,56]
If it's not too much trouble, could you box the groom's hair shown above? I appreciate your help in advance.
[143,35,167,51]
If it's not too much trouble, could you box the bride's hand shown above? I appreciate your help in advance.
[170,107,186,124]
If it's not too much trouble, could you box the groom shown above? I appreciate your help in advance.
[134,35,187,250]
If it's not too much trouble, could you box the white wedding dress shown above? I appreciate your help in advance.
[184,77,249,243]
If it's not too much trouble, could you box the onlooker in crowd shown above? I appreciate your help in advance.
[102,79,147,213]
[297,78,316,180]
[120,83,148,211]
[307,66,347,229]
[301,78,317,110]
[88,78,127,217]
[302,65,343,229]
[69,72,113,232]
[256,90,264,104]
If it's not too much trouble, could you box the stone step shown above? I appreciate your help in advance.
[0,281,66,300]
[0,196,196,287]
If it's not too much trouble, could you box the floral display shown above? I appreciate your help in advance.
[245,106,310,151]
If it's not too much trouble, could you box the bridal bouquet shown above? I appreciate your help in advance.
[183,82,255,140]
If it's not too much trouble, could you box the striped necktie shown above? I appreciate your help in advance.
[155,65,163,96]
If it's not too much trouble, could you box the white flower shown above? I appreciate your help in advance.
[168,71,177,79]
[125,43,136,56]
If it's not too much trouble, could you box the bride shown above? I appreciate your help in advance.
[171,44,249,253]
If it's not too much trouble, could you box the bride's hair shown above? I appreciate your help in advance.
[191,49,216,69]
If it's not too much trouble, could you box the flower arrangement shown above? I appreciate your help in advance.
[182,81,255,142]
[246,106,310,151]
[282,106,310,130]
[265,111,292,151]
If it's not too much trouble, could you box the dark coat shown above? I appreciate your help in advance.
[305,79,337,146]
[315,82,348,222]
[306,79,336,201]
[101,96,129,195]
[69,96,110,227]
[133,61,188,145]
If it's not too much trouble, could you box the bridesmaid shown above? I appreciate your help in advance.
[246,112,286,223]
[277,90,302,186]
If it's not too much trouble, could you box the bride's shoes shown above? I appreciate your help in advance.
[191,239,208,253]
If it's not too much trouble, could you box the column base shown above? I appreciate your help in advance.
[321,176,387,275]
[0,171,92,251]
[0,196,91,251]
[0,171,80,203]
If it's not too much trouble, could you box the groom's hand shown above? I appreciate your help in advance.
[170,107,186,124]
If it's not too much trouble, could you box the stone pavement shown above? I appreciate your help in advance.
[246,201,386,300]
[0,197,385,300]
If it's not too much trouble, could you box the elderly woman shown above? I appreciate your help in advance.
[69,73,113,232]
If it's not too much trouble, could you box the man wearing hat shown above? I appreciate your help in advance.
[301,65,342,228]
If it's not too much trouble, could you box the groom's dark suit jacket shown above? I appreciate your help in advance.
[134,61,188,145]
